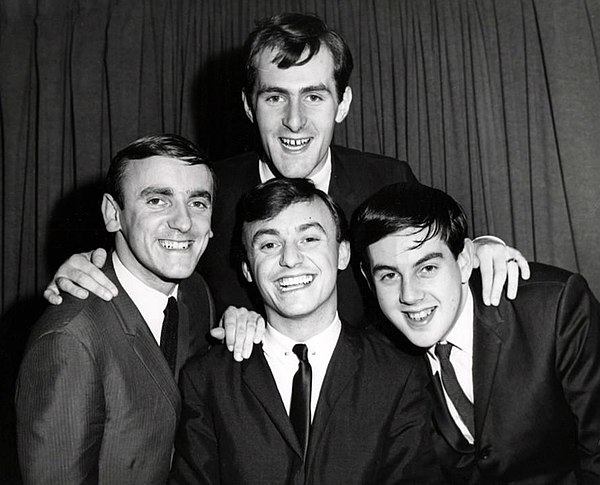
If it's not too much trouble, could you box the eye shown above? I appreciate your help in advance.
[305,93,324,104]
[419,264,438,276]
[147,197,166,207]
[258,241,281,253]
[377,272,398,283]
[264,94,284,104]
[302,235,321,244]
[190,199,210,210]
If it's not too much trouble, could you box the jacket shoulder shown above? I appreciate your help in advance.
[331,145,416,181]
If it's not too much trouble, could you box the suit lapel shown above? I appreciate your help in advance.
[308,325,360,456]
[242,347,303,457]
[471,281,505,440]
[106,260,181,414]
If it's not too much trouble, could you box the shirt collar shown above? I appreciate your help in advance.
[427,287,474,359]
[262,311,341,358]
[112,252,178,332]
[258,148,332,193]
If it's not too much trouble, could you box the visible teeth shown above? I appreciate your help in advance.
[406,308,434,321]
[160,240,192,250]
[280,137,310,148]
[278,275,314,291]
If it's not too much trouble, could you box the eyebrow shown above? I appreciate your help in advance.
[250,221,327,245]
[256,83,332,96]
[139,186,213,202]
[371,252,444,274]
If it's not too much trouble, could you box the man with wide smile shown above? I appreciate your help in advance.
[353,182,600,483]
[169,178,442,484]
[16,135,217,484]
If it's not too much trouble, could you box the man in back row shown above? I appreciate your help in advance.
[44,13,529,350]
[353,182,600,483]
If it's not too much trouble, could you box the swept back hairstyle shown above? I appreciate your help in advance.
[352,182,468,269]
[243,12,353,102]
[240,177,348,249]
[105,134,214,207]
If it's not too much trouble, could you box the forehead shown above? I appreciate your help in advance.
[367,229,450,265]
[122,155,214,196]
[244,198,336,239]
[253,46,336,90]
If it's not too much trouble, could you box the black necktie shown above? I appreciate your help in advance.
[290,343,312,458]
[160,297,179,375]
[435,342,474,436]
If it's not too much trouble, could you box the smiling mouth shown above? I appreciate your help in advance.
[159,239,193,250]
[279,137,311,151]
[277,274,314,292]
[404,307,435,322]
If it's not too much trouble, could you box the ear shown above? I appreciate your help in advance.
[242,91,254,123]
[334,86,353,123]
[102,194,122,233]
[241,260,253,283]
[458,238,475,284]
[359,262,375,292]
[337,240,351,271]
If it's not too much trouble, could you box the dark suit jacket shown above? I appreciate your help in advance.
[16,257,215,485]
[200,145,417,325]
[429,263,600,484]
[169,324,442,484]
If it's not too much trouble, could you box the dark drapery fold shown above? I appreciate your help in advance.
[1,0,600,479]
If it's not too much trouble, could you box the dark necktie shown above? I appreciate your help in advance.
[160,297,179,375]
[435,342,474,436]
[290,343,312,458]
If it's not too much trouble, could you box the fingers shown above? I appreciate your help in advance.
[90,248,108,268]
[505,248,530,300]
[43,283,63,305]
[475,246,495,306]
[60,253,118,300]
[488,249,509,306]
[220,306,264,362]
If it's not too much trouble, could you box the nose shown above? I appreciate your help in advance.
[399,276,424,305]
[168,202,192,233]
[279,243,303,268]
[282,98,306,132]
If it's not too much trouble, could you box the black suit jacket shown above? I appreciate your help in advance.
[169,324,442,484]
[429,263,600,484]
[200,145,417,325]
[16,257,215,485]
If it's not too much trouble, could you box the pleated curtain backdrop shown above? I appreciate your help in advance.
[1,0,600,479]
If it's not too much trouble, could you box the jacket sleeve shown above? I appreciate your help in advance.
[555,273,600,482]
[169,360,220,485]
[16,331,104,485]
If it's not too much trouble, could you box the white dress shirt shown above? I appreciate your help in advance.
[262,313,341,421]
[112,252,178,344]
[258,148,332,193]
[427,289,475,444]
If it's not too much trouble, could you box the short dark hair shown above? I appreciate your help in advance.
[240,178,348,248]
[105,134,214,206]
[243,12,353,103]
[352,182,468,268]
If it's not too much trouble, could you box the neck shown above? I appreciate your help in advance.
[266,302,337,342]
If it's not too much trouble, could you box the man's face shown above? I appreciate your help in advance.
[102,156,214,294]
[242,46,352,179]
[363,228,473,348]
[242,199,350,325]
